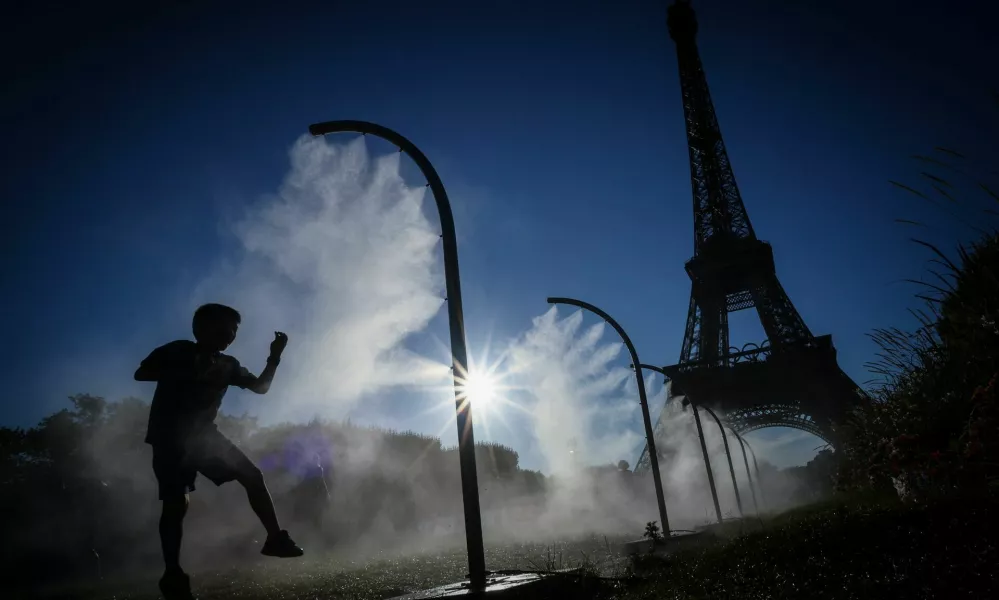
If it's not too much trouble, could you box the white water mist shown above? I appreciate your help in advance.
[507,306,645,475]
[193,135,449,423]
[503,306,759,532]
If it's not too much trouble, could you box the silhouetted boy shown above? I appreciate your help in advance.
[135,303,303,600]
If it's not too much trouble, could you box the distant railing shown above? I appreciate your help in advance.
[726,340,772,364]
[670,335,839,372]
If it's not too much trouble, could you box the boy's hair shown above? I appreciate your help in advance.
[192,303,242,339]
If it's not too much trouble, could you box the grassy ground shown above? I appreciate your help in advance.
[23,495,999,599]
[26,537,625,600]
[618,493,999,599]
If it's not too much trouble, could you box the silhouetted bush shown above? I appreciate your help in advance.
[838,143,999,500]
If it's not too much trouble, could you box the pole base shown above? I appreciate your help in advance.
[619,530,707,555]
[387,569,609,599]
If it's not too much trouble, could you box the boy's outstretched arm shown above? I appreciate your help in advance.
[243,359,279,394]
[241,332,288,395]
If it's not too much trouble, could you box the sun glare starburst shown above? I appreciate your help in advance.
[401,330,537,462]
[462,370,498,409]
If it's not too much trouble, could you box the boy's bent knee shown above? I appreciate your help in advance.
[236,464,265,488]
[162,494,190,516]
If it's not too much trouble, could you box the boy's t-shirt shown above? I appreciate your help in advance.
[141,340,256,447]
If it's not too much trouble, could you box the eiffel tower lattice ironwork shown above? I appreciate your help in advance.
[636,0,862,473]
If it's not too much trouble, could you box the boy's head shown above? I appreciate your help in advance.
[192,303,241,351]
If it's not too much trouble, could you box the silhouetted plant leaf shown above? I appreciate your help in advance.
[909,239,961,274]
[890,180,930,200]
[934,147,966,159]
[980,183,999,204]
[911,155,952,169]
[921,172,953,188]
[931,184,957,203]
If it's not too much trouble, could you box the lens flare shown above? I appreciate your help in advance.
[462,370,498,408]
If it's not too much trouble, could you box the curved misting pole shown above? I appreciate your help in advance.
[742,435,767,511]
[634,363,720,524]
[730,430,760,514]
[309,120,486,590]
[687,403,723,523]
[697,404,743,518]
[546,298,670,534]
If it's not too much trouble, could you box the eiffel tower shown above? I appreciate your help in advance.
[636,0,862,473]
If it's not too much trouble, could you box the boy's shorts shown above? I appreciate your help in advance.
[152,428,257,500]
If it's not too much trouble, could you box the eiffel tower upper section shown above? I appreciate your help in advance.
[670,0,755,258]
[668,0,813,367]
[633,2,862,474]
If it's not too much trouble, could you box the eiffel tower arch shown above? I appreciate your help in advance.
[636,1,863,473]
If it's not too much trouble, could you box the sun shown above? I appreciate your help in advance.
[413,336,533,444]
[462,370,498,409]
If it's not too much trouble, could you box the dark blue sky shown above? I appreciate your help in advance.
[3,0,996,468]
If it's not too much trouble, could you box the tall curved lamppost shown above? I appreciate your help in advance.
[729,430,761,514]
[697,404,743,518]
[547,298,670,534]
[309,121,486,589]
[635,363,721,524]
[735,431,767,511]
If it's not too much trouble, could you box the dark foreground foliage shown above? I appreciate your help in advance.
[619,493,999,600]
[835,139,999,500]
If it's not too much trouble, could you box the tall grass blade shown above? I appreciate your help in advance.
[890,180,930,200]
[979,183,999,204]
[935,147,966,159]
[910,239,961,274]
[931,184,957,203]
[921,172,953,187]
[912,155,953,169]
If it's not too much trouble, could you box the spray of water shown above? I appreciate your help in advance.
[503,306,779,530]
[507,307,644,474]
[192,134,450,423]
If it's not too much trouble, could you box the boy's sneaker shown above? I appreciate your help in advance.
[159,569,195,600]
[261,530,304,557]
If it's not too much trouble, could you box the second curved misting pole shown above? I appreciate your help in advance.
[547,298,670,534]
[698,404,743,518]
[730,430,760,514]
[636,364,721,524]
[740,433,767,511]
[308,120,486,590]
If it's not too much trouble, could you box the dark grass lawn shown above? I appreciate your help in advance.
[23,495,999,599]
[618,493,999,599]
[26,537,625,600]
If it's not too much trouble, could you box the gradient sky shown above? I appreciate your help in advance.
[3,0,996,471]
